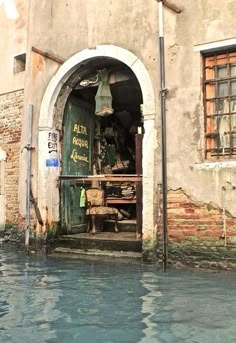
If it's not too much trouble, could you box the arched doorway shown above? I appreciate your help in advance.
[61,58,143,234]
[38,45,156,243]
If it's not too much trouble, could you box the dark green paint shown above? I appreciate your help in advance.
[61,96,94,233]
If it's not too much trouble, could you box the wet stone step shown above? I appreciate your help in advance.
[52,247,142,261]
[56,232,142,253]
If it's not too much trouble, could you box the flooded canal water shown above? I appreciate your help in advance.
[1,246,236,343]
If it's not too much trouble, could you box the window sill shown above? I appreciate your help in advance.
[195,160,236,170]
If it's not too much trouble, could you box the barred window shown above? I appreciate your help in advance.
[204,51,236,159]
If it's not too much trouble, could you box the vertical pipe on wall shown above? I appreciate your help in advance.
[158,0,168,271]
[25,104,33,248]
[135,133,143,239]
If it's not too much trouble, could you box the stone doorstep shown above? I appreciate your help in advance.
[57,233,142,253]
[52,247,142,260]
[62,231,140,241]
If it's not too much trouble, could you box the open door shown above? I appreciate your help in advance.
[61,95,94,233]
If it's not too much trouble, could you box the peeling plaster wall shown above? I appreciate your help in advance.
[0,0,29,94]
[164,188,236,267]
[20,0,159,238]
[17,0,236,254]
[164,0,236,217]
[22,0,158,128]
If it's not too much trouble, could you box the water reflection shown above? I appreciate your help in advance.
[139,270,236,343]
[0,250,61,342]
[1,248,236,343]
[47,260,147,343]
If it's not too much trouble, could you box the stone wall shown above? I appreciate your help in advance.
[17,0,236,261]
[0,89,24,227]
[164,189,236,266]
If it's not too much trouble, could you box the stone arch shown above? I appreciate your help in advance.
[38,45,156,240]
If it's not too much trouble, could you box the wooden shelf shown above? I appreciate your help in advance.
[106,197,136,204]
[59,174,142,182]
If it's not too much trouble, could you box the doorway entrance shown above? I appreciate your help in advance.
[60,58,143,236]
[38,45,156,246]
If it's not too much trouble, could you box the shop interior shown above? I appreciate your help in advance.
[70,59,143,223]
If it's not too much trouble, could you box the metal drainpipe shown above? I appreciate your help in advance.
[157,0,168,271]
[25,104,33,249]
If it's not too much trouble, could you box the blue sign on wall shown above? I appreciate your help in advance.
[46,158,59,167]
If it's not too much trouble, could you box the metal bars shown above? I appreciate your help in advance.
[204,50,236,158]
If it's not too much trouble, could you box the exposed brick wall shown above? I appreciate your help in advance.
[167,189,236,242]
[162,189,236,265]
[0,89,24,226]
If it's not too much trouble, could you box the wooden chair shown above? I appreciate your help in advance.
[85,188,119,234]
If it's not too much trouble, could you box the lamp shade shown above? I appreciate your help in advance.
[95,69,114,116]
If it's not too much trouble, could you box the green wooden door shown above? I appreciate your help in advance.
[61,96,94,233]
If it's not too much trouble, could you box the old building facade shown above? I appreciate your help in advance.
[1,0,236,263]
[0,0,28,229]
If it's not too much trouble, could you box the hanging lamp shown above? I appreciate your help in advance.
[95,69,114,116]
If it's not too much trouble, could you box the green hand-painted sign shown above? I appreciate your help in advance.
[61,96,94,233]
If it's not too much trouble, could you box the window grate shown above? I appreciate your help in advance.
[204,50,236,159]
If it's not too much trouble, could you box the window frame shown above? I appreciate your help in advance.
[203,49,236,160]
